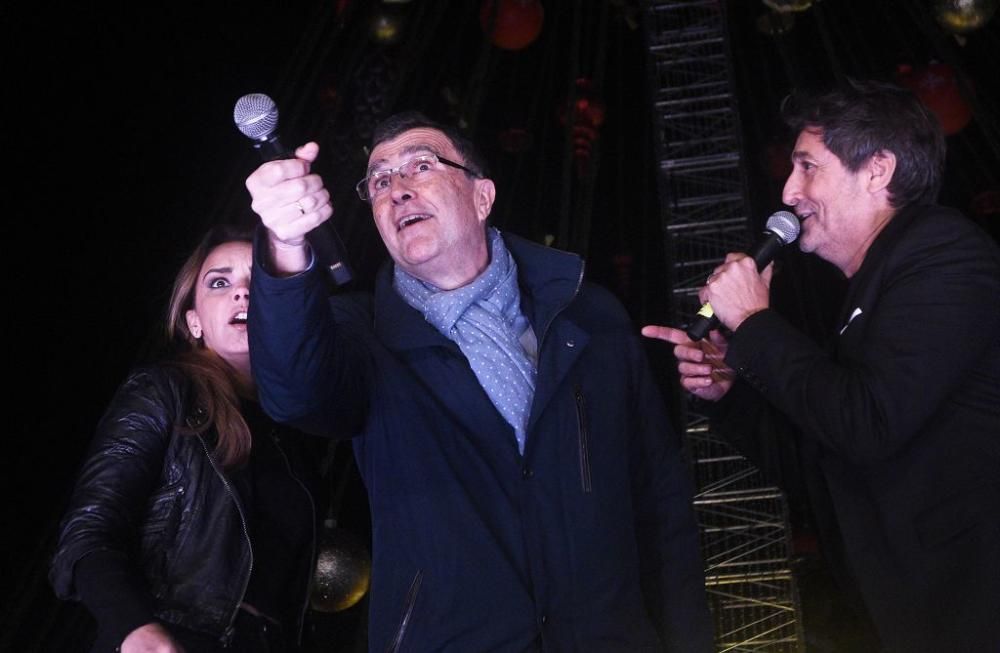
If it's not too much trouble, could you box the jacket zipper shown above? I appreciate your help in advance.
[197,435,254,647]
[385,569,423,653]
[272,430,318,646]
[535,264,585,351]
[574,386,592,493]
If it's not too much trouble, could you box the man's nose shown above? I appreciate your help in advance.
[782,174,800,207]
[390,173,415,202]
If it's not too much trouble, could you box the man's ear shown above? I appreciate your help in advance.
[474,178,496,224]
[867,149,897,195]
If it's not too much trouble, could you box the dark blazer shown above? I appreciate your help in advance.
[249,231,713,653]
[722,204,1000,652]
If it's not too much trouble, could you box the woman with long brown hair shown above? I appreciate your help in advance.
[50,225,323,653]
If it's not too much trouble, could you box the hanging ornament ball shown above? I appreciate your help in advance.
[761,0,813,13]
[480,0,545,51]
[371,10,405,45]
[556,78,607,172]
[556,78,606,129]
[309,526,372,613]
[934,0,998,34]
[896,62,973,136]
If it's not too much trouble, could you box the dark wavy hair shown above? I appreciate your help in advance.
[369,110,490,179]
[781,78,946,208]
[165,224,255,469]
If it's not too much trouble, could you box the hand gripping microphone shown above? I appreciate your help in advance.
[685,210,801,341]
[233,93,353,286]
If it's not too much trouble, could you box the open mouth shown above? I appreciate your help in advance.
[397,214,430,232]
[230,311,248,325]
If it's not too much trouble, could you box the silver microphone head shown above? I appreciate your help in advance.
[765,210,801,245]
[233,93,279,141]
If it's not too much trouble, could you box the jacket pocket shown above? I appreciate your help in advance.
[385,569,423,653]
[574,386,592,493]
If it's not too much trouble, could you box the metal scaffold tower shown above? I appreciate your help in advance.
[641,1,804,651]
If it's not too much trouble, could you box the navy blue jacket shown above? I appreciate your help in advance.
[250,232,712,652]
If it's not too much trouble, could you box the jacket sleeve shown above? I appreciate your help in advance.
[724,213,1000,465]
[248,230,372,438]
[627,333,715,652]
[49,367,177,612]
[71,549,159,647]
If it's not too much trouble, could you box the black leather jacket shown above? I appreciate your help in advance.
[50,365,319,647]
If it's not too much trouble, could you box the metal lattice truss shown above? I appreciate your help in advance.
[642,2,804,650]
[646,0,752,320]
[699,489,801,652]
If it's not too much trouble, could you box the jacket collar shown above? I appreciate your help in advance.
[849,202,923,284]
[836,203,933,343]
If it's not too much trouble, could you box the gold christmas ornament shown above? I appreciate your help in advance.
[935,0,998,33]
[310,525,371,613]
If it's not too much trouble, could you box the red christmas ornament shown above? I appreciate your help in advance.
[480,0,544,51]
[896,62,973,136]
[557,78,607,175]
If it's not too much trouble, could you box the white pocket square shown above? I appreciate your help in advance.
[839,307,863,335]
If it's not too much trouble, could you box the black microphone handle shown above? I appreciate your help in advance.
[748,232,785,268]
[307,225,354,286]
[252,135,291,162]
[685,231,785,341]
[253,135,354,286]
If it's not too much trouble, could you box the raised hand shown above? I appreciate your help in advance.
[245,141,333,275]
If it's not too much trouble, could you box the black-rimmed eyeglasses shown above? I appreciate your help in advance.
[355,153,480,201]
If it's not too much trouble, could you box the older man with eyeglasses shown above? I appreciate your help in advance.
[245,111,713,653]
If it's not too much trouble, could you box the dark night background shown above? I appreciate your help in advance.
[4,1,999,651]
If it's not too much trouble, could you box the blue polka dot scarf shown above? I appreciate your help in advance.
[394,228,536,453]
